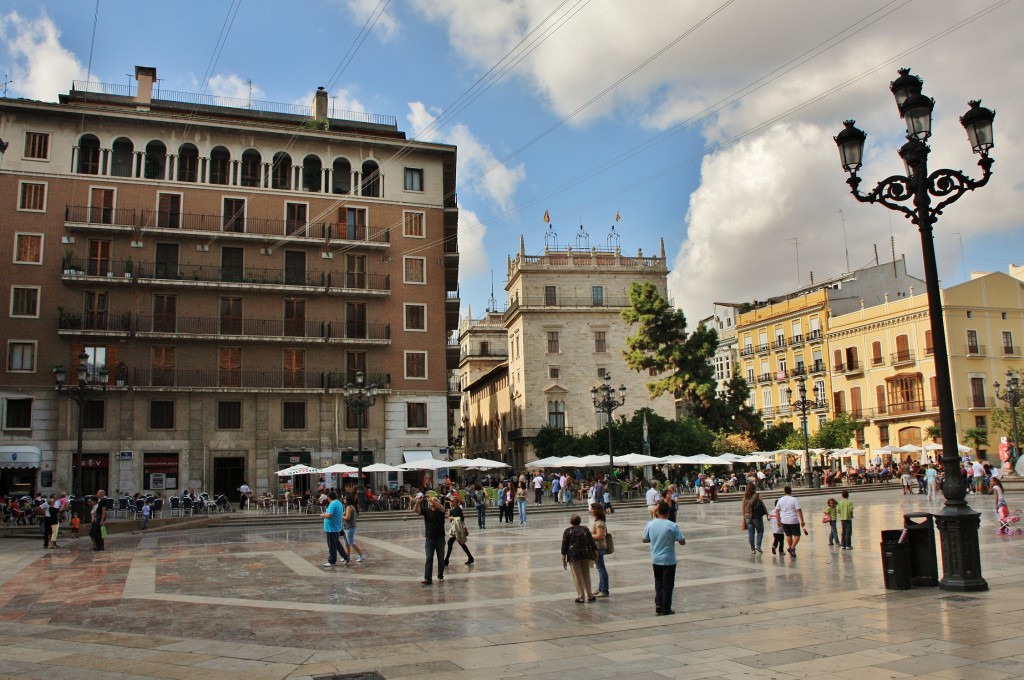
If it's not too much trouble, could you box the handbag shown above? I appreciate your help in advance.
[604,531,615,555]
[741,518,747,531]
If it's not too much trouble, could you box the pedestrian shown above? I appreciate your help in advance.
[413,493,446,584]
[837,490,854,549]
[320,490,350,568]
[46,495,60,549]
[90,489,107,551]
[769,501,784,555]
[504,481,516,524]
[69,512,81,539]
[642,501,686,615]
[900,460,914,495]
[560,513,598,603]
[741,484,767,553]
[532,471,544,504]
[516,480,529,525]
[823,497,839,546]
[661,485,678,523]
[563,477,575,505]
[925,464,939,501]
[496,481,508,524]
[551,474,561,504]
[471,483,486,529]
[589,502,610,598]
[696,474,706,503]
[142,500,152,530]
[645,481,660,518]
[775,486,806,557]
[443,493,474,566]
[993,477,1011,531]
[238,480,251,510]
[343,494,366,562]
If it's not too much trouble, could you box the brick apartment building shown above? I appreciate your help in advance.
[0,66,459,499]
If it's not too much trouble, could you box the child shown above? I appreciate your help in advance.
[837,490,854,549]
[769,500,784,555]
[824,498,840,546]
[69,512,81,539]
[142,501,152,530]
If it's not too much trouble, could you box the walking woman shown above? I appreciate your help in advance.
[472,483,486,529]
[516,480,529,525]
[503,481,516,524]
[343,494,365,562]
[741,484,767,553]
[444,493,475,565]
[589,502,610,597]
[560,513,598,603]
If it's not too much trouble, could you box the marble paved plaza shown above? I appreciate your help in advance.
[1,487,1024,679]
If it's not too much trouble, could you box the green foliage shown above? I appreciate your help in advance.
[925,422,943,442]
[531,426,571,458]
[781,429,808,451]
[990,405,1024,441]
[621,282,718,409]
[962,427,989,449]
[810,413,860,449]
[713,432,758,455]
[759,421,796,452]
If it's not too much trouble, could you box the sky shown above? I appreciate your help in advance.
[2,0,1023,327]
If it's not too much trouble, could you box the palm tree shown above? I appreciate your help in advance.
[926,422,942,443]
[962,427,989,458]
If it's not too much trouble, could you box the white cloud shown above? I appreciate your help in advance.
[456,208,490,279]
[0,11,88,102]
[207,73,265,102]
[339,0,399,41]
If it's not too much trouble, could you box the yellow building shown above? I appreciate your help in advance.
[826,292,937,458]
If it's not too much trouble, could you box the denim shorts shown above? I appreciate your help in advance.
[344,527,356,544]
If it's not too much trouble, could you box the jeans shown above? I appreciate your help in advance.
[517,499,527,524]
[595,549,609,594]
[746,515,764,550]
[652,563,677,612]
[424,536,445,581]
[828,520,839,545]
[325,531,349,564]
[90,521,104,550]
[534,488,543,504]
[476,503,486,528]
[840,519,853,548]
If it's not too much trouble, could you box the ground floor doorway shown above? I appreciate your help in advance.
[213,457,246,501]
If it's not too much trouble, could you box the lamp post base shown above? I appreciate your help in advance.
[934,504,988,592]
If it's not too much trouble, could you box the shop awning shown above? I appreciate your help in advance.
[0,446,42,469]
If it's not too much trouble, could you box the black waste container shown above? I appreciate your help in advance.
[880,529,911,590]
[903,512,939,586]
[609,480,623,502]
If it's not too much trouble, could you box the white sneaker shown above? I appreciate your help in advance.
[323,562,335,568]
[356,554,365,562]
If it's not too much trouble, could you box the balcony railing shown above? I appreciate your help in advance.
[773,339,787,350]
[808,360,826,373]
[740,346,754,357]
[1003,345,1021,356]
[966,344,986,356]
[790,366,806,377]
[789,334,804,345]
[61,257,390,292]
[834,360,863,374]
[871,356,886,367]
[65,205,391,244]
[58,312,390,341]
[890,350,915,366]
[756,343,770,352]
[808,329,822,341]
[757,373,772,383]
[129,369,390,390]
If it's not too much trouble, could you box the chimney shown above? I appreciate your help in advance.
[134,66,157,109]
[313,86,329,122]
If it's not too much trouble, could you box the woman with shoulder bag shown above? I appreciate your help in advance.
[444,493,475,565]
[589,502,610,598]
[742,485,767,553]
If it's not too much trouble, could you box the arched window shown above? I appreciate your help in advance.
[361,160,380,197]
[177,144,199,182]
[240,149,262,187]
[77,134,100,174]
[302,154,322,192]
[144,141,167,180]
[209,146,230,185]
[332,158,351,194]
[272,152,292,190]
[110,137,134,177]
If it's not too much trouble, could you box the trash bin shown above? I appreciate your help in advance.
[608,480,623,502]
[903,512,939,586]
[880,529,911,590]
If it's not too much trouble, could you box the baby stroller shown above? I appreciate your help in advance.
[996,505,1022,535]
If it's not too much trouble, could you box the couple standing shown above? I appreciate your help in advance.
[321,490,365,567]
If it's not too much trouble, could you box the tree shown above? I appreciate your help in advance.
[621,282,718,410]
[962,427,989,451]
[810,413,860,449]
[532,425,571,458]
[925,422,942,443]
[713,432,758,455]
[759,421,796,452]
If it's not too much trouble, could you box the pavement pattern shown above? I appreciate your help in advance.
[0,487,1022,680]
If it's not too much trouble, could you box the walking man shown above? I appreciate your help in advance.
[320,490,349,568]
[775,486,806,557]
[90,489,107,551]
[642,501,686,616]
[413,493,446,584]
[837,490,854,550]
[645,481,661,518]
[532,472,544,505]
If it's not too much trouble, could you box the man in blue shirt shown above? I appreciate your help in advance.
[642,501,686,615]
[320,490,349,567]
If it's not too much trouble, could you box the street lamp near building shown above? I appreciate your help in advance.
[834,67,994,592]
[342,370,378,507]
[787,375,815,486]
[53,351,109,497]
[591,375,626,478]
[994,371,1021,470]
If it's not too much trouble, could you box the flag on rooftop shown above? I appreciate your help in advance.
[543,209,550,223]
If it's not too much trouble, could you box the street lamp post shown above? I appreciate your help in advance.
[591,375,626,480]
[53,351,109,498]
[342,370,378,508]
[834,68,994,592]
[787,376,815,486]
[994,371,1021,471]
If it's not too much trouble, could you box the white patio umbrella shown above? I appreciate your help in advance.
[397,458,450,471]
[525,456,562,468]
[275,464,321,477]
[924,443,972,452]
[743,454,774,463]
[361,462,404,473]
[614,453,662,466]
[319,463,359,474]
[448,457,509,469]
[717,453,748,462]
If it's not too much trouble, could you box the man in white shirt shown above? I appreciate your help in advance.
[971,459,985,494]
[774,486,806,557]
[532,473,545,504]
[645,482,661,518]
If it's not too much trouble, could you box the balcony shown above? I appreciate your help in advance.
[126,369,391,391]
[740,346,754,357]
[58,312,391,343]
[808,329,823,342]
[808,360,826,374]
[1003,345,1021,356]
[60,257,390,294]
[868,400,941,420]
[789,334,804,346]
[65,205,390,247]
[811,399,829,411]
[966,344,986,356]
[890,350,915,366]
[756,343,771,353]
[871,355,886,367]
[834,360,863,375]
[789,366,806,378]
[773,339,787,350]
[757,373,773,383]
